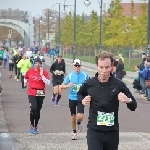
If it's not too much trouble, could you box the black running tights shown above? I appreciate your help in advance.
[28,95,45,127]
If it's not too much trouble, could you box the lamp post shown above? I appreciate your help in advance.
[146,0,150,56]
[38,16,42,47]
[84,0,103,53]
[63,0,102,61]
[49,3,61,55]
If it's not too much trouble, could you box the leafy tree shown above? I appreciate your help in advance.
[60,12,73,46]
[103,0,124,49]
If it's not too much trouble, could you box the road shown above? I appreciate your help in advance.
[0,57,150,150]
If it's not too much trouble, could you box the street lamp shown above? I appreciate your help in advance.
[49,3,61,55]
[146,0,150,56]
[63,0,102,61]
[84,0,91,7]
[84,0,103,53]
[39,16,42,47]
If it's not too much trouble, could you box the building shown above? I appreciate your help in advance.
[104,3,148,17]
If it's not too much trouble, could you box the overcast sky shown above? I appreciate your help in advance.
[0,0,145,17]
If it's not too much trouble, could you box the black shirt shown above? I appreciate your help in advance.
[50,60,66,80]
[77,73,137,132]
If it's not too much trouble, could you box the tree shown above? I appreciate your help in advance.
[103,0,124,50]
[60,12,73,46]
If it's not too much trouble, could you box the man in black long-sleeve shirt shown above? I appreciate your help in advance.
[50,55,65,106]
[77,52,137,150]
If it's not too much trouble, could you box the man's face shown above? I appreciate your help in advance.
[57,57,62,63]
[73,63,81,73]
[96,58,112,81]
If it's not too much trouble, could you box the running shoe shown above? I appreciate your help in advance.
[17,79,19,82]
[78,123,82,132]
[9,75,11,78]
[51,96,55,102]
[14,76,17,79]
[28,125,34,133]
[55,102,59,106]
[72,132,77,140]
[33,127,38,134]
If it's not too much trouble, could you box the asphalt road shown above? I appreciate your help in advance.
[0,58,150,150]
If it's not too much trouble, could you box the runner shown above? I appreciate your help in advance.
[17,54,31,90]
[24,57,50,134]
[77,52,137,150]
[50,54,65,106]
[3,48,8,68]
[0,47,4,67]
[13,51,23,81]
[8,50,14,78]
[60,59,89,140]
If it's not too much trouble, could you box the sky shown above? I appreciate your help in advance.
[0,0,145,17]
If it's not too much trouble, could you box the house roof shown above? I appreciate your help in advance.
[104,3,148,17]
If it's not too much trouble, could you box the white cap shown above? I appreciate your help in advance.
[73,59,81,65]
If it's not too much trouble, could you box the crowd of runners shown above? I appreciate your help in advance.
[0,45,137,150]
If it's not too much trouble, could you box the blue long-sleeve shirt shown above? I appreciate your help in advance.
[143,66,150,80]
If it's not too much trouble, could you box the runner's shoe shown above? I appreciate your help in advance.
[55,102,59,106]
[33,127,38,134]
[28,125,34,133]
[9,74,11,78]
[14,76,17,79]
[17,79,19,82]
[51,96,55,102]
[72,132,77,140]
[78,123,82,132]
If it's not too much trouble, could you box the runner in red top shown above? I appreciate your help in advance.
[24,57,50,134]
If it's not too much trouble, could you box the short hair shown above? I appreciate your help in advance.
[118,57,123,63]
[95,52,113,65]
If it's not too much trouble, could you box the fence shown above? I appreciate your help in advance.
[62,45,143,71]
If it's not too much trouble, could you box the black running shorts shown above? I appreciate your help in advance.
[52,79,64,87]
[69,100,84,115]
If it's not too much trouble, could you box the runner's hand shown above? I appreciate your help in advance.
[67,82,73,88]
[24,83,27,87]
[118,92,130,103]
[82,95,91,106]
[40,67,43,76]
[54,71,57,75]
[60,71,64,74]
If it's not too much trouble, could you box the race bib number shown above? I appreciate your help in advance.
[72,84,82,92]
[97,111,114,126]
[36,90,45,96]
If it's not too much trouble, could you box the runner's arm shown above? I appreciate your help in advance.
[50,63,55,74]
[77,82,88,102]
[61,75,70,89]
[42,71,50,85]
[41,75,50,85]
[121,83,137,111]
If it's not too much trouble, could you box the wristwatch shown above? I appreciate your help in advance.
[129,98,132,102]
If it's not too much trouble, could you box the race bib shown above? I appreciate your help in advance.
[72,84,82,92]
[22,72,26,76]
[9,60,12,63]
[56,70,61,75]
[97,111,114,126]
[36,90,45,96]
